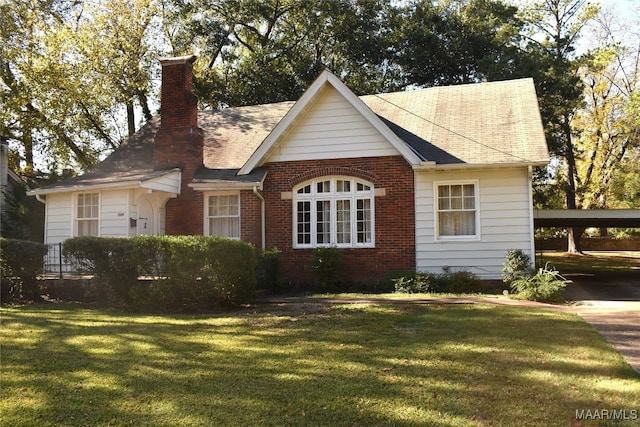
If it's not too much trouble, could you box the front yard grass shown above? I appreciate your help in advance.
[1,302,638,426]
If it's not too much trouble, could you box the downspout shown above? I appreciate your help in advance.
[253,186,266,250]
[527,165,536,269]
[34,192,46,204]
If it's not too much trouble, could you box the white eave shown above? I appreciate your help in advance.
[189,180,264,191]
[27,169,181,197]
[237,69,422,176]
[413,159,550,171]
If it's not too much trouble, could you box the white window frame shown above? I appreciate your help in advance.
[75,192,100,237]
[434,180,480,241]
[293,176,375,249]
[205,191,241,240]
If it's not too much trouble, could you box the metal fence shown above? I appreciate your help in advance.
[43,243,85,277]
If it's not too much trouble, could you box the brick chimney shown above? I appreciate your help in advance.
[154,55,205,235]
[154,54,203,171]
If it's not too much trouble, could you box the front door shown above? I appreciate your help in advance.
[137,198,154,235]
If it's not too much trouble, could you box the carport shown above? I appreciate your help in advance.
[533,209,640,228]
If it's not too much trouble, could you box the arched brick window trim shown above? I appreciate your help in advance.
[288,167,378,188]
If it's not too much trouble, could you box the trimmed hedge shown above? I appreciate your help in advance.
[63,235,257,311]
[393,270,483,294]
[256,247,282,293]
[0,238,48,301]
[63,236,137,303]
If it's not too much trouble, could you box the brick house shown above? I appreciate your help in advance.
[30,55,549,283]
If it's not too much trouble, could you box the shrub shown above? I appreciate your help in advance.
[393,273,432,294]
[433,270,483,294]
[0,238,47,301]
[63,236,137,303]
[64,235,257,311]
[394,270,482,294]
[307,246,342,291]
[502,249,533,286]
[256,247,282,293]
[510,264,570,303]
[130,235,256,311]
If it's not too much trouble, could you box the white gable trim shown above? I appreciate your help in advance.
[238,70,422,175]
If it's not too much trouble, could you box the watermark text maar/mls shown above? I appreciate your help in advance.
[575,409,637,421]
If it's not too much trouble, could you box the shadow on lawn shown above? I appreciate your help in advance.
[1,303,638,426]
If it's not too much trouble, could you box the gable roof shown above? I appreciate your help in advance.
[31,72,548,195]
[237,69,423,175]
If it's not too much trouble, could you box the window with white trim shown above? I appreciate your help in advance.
[76,192,99,236]
[293,177,374,248]
[435,182,478,238]
[207,193,240,239]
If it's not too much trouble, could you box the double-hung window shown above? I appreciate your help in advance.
[207,193,240,239]
[76,192,99,236]
[435,181,478,239]
[293,177,374,248]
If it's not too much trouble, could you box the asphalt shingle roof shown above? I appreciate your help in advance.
[361,78,549,165]
[39,78,548,191]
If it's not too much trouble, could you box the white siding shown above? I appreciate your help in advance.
[99,190,130,237]
[44,193,73,245]
[415,167,533,280]
[268,86,400,162]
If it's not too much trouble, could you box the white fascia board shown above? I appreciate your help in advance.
[27,169,183,197]
[413,159,550,172]
[189,181,263,191]
[238,70,422,175]
[28,181,141,196]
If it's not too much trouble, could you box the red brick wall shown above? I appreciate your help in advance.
[154,56,205,236]
[241,189,262,247]
[164,184,203,236]
[260,155,416,285]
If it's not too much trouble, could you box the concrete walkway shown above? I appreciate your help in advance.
[564,273,640,374]
[569,300,640,374]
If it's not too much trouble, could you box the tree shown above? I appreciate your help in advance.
[0,0,163,173]
[571,4,640,229]
[519,0,599,253]
[163,0,401,108]
[393,0,523,87]
[74,0,161,136]
[0,0,102,172]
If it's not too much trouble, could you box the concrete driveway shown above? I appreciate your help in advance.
[564,273,640,374]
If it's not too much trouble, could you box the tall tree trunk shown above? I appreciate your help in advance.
[567,227,585,253]
[126,102,135,136]
[22,121,34,170]
[562,118,583,254]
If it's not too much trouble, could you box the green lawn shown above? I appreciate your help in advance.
[1,302,638,426]
[538,251,640,274]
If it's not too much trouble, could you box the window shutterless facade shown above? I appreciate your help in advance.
[206,193,240,239]
[435,181,479,239]
[293,177,374,248]
[76,192,99,236]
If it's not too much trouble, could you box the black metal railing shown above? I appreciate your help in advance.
[43,243,85,278]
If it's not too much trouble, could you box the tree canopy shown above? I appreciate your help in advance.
[1,0,638,226]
